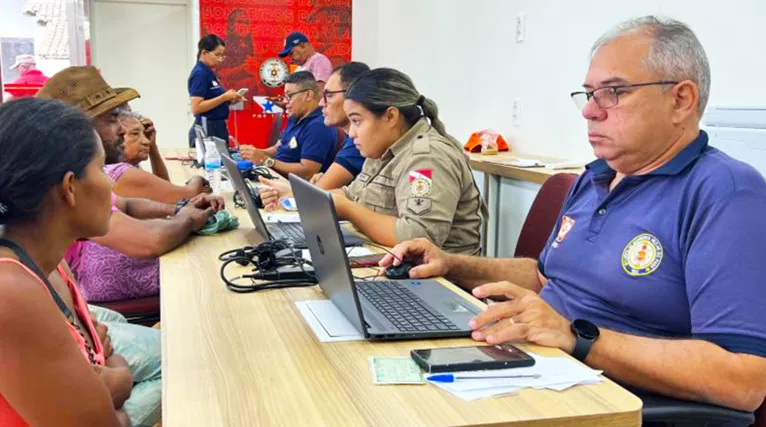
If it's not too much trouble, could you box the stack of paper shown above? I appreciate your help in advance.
[428,353,603,401]
[295,300,364,342]
[300,246,375,262]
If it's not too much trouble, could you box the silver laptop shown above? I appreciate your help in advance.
[211,136,230,157]
[290,174,480,340]
[221,154,362,250]
[193,125,206,167]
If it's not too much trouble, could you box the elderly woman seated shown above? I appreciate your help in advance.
[107,110,210,204]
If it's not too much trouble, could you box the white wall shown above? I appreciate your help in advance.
[90,0,195,147]
[351,0,766,161]
[0,0,36,38]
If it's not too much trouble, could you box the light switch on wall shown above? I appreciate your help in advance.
[512,98,522,127]
[515,13,526,43]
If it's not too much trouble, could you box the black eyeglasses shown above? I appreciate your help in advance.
[284,88,311,102]
[322,89,346,103]
[570,81,679,111]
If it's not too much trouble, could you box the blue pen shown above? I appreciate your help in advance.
[427,373,541,383]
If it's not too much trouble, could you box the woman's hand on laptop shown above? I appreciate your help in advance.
[258,176,291,211]
[380,238,449,279]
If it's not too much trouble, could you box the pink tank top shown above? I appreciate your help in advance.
[0,259,105,426]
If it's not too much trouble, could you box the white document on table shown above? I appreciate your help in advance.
[295,300,364,342]
[428,353,603,401]
[301,246,375,262]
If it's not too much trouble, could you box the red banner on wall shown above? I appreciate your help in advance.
[199,0,352,148]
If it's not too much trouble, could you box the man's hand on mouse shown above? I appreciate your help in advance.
[380,238,450,279]
[384,262,416,280]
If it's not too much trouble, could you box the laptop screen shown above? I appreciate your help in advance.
[289,174,367,335]
[194,125,206,164]
[211,136,229,157]
[220,154,271,240]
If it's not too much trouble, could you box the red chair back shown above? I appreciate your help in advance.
[514,173,578,259]
[754,403,766,427]
[335,128,347,155]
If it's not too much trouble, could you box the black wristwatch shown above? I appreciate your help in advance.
[174,198,189,216]
[570,319,600,362]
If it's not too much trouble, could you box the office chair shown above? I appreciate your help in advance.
[335,128,347,155]
[627,387,755,427]
[96,296,160,326]
[514,173,578,259]
[755,404,766,427]
[266,113,285,147]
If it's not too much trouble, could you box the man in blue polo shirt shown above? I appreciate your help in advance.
[381,16,766,415]
[310,61,370,189]
[240,71,337,179]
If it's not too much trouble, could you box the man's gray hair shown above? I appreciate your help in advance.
[117,108,145,121]
[591,16,711,116]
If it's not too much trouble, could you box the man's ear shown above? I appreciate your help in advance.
[671,80,700,124]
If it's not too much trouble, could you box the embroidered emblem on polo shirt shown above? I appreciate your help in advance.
[552,215,575,248]
[288,137,298,149]
[622,233,663,277]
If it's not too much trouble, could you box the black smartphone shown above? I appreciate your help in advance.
[347,253,385,268]
[410,344,535,373]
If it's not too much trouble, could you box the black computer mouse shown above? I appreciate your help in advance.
[384,261,416,280]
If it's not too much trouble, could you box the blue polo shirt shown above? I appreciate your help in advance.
[334,135,365,177]
[188,61,229,121]
[539,131,766,358]
[274,107,337,172]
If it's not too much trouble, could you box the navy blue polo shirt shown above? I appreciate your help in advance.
[188,61,229,121]
[539,131,766,358]
[334,135,365,177]
[274,107,337,172]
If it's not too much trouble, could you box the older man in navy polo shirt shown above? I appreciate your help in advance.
[240,71,337,179]
[382,16,766,414]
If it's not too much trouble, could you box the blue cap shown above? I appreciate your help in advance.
[236,160,253,171]
[278,32,309,58]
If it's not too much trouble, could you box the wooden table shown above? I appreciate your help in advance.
[468,152,583,185]
[468,152,585,257]
[160,154,641,426]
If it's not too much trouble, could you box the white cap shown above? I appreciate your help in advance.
[10,54,35,70]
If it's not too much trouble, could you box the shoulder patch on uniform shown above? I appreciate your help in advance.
[408,169,432,197]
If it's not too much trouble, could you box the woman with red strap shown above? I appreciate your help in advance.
[0,98,131,426]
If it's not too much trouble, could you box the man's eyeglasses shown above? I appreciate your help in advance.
[204,51,226,59]
[322,89,346,104]
[285,88,311,102]
[570,81,678,111]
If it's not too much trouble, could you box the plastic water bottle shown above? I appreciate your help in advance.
[204,139,222,193]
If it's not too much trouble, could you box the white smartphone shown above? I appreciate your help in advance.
[236,88,249,97]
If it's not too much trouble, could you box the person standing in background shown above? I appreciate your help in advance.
[278,32,333,90]
[8,54,48,86]
[187,34,243,147]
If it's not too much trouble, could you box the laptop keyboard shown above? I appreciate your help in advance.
[357,281,461,332]
[274,222,306,243]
